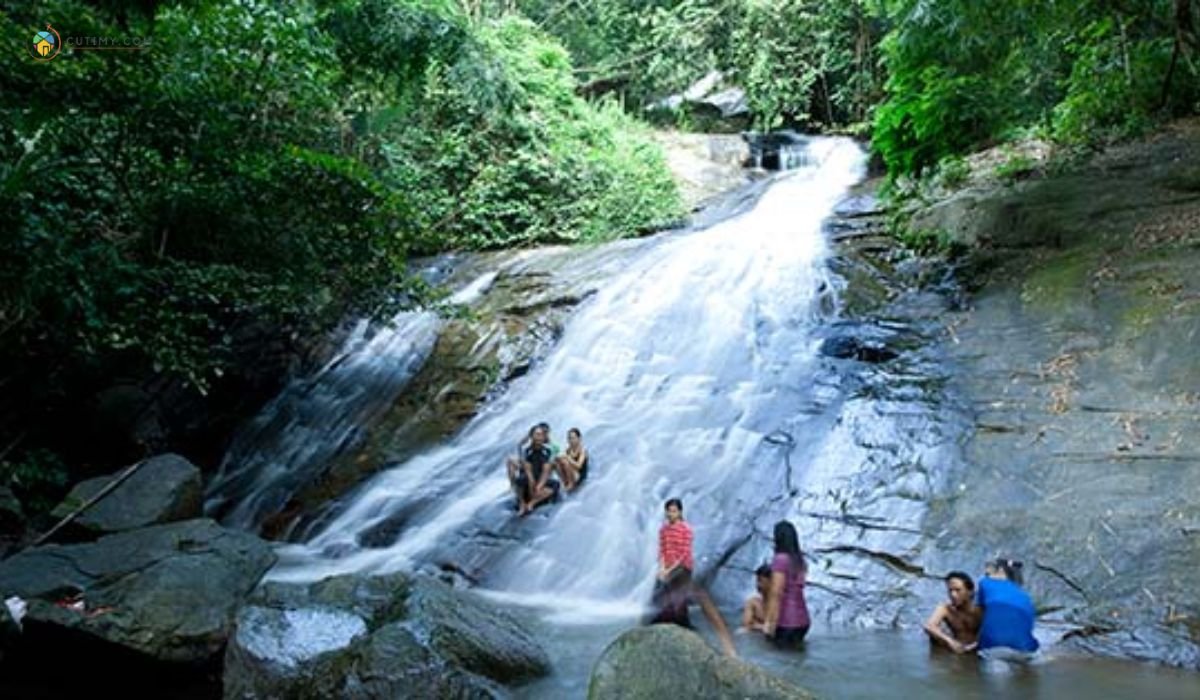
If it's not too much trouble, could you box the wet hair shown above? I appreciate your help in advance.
[989,558,1024,585]
[527,424,539,438]
[537,421,551,433]
[664,498,683,511]
[772,520,807,573]
[568,427,581,439]
[755,564,772,579]
[945,571,975,591]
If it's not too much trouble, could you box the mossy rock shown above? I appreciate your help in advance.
[588,626,815,700]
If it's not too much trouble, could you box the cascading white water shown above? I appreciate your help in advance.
[204,273,497,529]
[778,142,811,170]
[263,138,867,618]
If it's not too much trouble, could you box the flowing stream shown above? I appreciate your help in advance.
[259,137,862,606]
[205,136,1200,698]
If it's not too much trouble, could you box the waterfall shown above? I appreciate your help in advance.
[204,273,497,531]
[248,138,867,621]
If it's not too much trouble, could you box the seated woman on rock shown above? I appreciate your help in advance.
[923,571,981,654]
[556,427,589,492]
[976,558,1039,666]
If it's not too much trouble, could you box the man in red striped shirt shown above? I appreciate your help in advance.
[648,498,738,657]
[658,498,694,579]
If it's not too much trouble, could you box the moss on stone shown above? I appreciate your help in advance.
[1018,249,1096,312]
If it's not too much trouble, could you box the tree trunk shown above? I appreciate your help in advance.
[1160,0,1198,109]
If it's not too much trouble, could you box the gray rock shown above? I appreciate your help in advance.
[51,453,202,536]
[648,72,750,131]
[819,335,899,364]
[409,575,550,682]
[223,572,548,699]
[0,518,274,664]
[910,126,1200,668]
[588,625,816,700]
[704,87,749,119]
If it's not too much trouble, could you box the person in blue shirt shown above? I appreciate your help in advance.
[976,557,1039,664]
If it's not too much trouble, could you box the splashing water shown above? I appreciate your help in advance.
[204,273,497,529]
[256,138,866,621]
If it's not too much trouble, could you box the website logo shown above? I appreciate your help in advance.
[32,24,61,61]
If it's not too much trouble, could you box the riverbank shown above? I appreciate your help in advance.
[906,119,1200,667]
[5,125,1197,697]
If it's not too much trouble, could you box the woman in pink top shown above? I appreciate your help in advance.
[762,520,810,649]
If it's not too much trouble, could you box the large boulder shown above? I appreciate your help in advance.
[588,625,816,700]
[0,518,274,665]
[50,453,203,537]
[647,71,751,133]
[911,125,1200,668]
[224,572,549,699]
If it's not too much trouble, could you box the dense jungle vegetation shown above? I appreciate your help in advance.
[2,0,1196,510]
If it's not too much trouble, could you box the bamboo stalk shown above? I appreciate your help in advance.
[31,459,148,547]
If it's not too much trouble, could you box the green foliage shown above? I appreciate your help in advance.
[934,156,970,190]
[515,0,884,130]
[332,4,682,251]
[874,0,1199,176]
[888,217,962,256]
[1051,18,1184,145]
[993,151,1037,184]
[730,0,883,129]
[0,0,680,496]
[1,448,69,515]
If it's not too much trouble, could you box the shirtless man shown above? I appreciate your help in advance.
[924,571,982,653]
[740,564,772,632]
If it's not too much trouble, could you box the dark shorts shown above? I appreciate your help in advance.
[772,625,809,649]
[512,474,559,501]
[647,568,694,628]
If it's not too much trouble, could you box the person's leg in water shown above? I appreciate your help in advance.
[978,646,1039,669]
[692,584,738,658]
[648,566,693,627]
[646,569,737,658]
[771,625,809,650]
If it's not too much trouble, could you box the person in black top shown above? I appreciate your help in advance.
[507,424,559,516]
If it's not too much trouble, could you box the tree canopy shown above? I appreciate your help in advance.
[0,0,681,500]
[1,0,1197,509]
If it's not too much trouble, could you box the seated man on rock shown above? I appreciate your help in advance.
[506,424,559,516]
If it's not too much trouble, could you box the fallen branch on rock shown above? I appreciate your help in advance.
[31,458,148,548]
[1033,561,1091,602]
[812,544,934,578]
[797,510,922,535]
